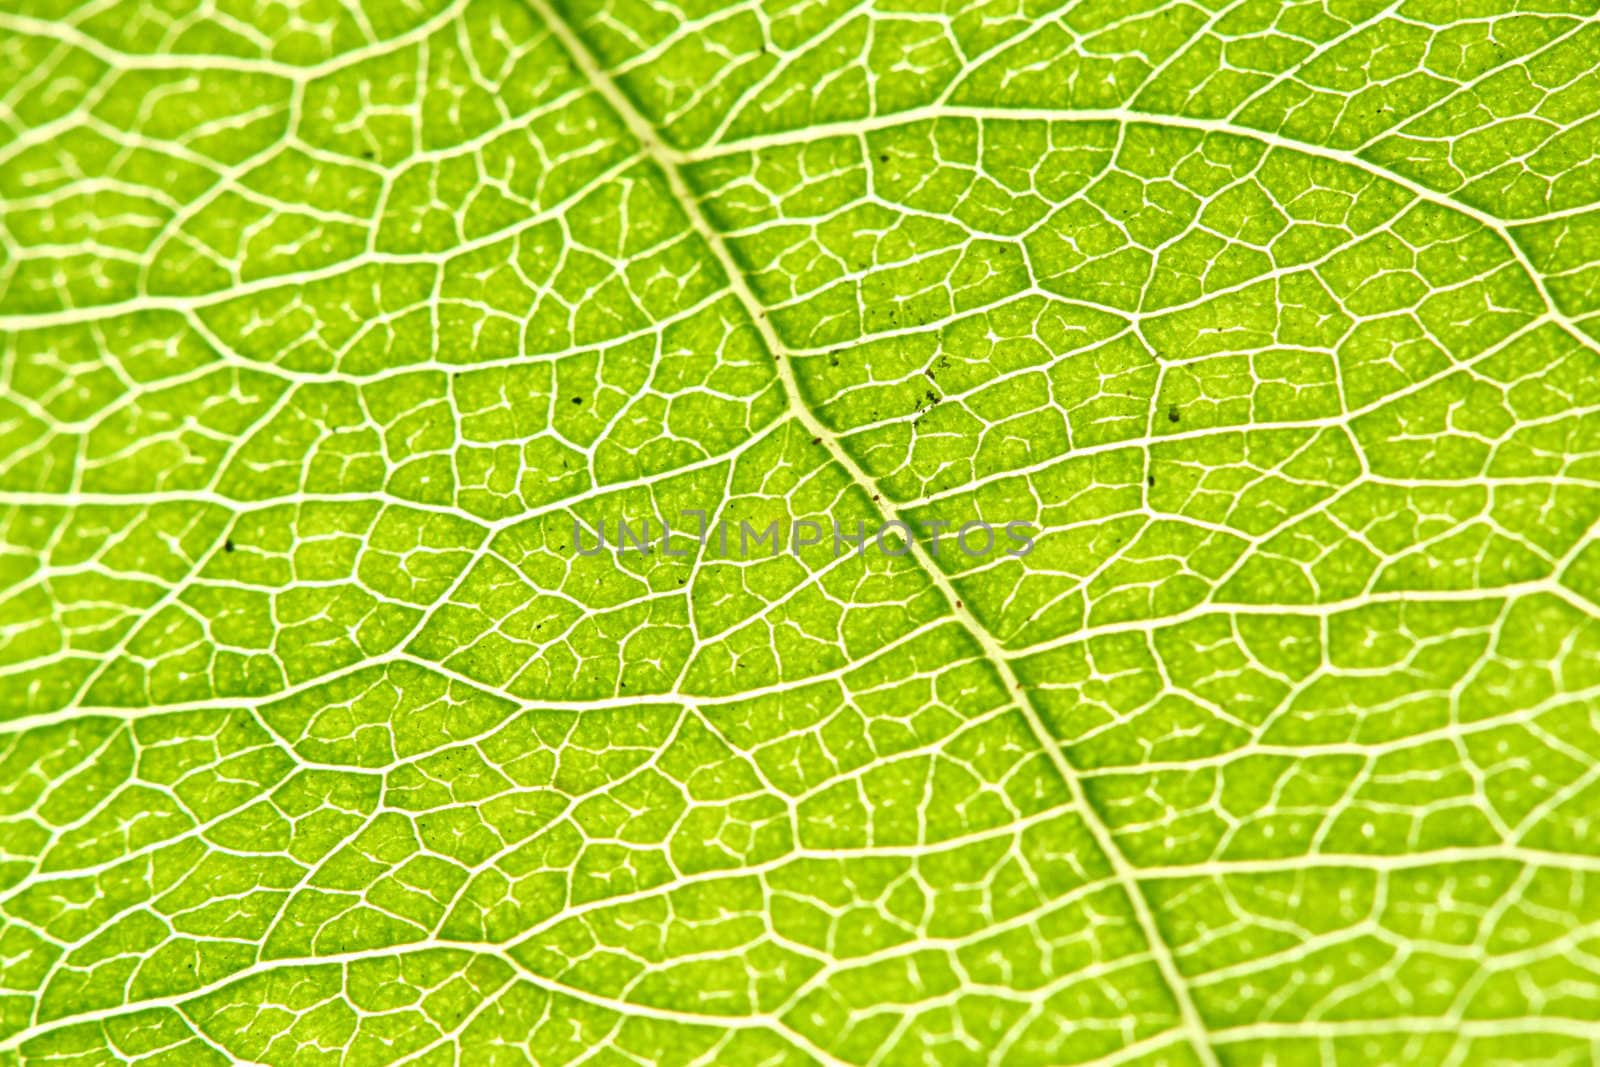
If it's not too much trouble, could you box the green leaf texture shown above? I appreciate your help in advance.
[3,0,1600,1063]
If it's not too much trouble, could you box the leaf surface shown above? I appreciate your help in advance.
[2,0,1599,1063]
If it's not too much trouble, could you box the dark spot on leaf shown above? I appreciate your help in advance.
[573,396,583,404]
[223,540,235,552]
[1167,406,1180,423]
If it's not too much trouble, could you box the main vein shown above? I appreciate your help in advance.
[525,2,1222,1062]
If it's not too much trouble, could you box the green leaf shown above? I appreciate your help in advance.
[2,0,1599,1063]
